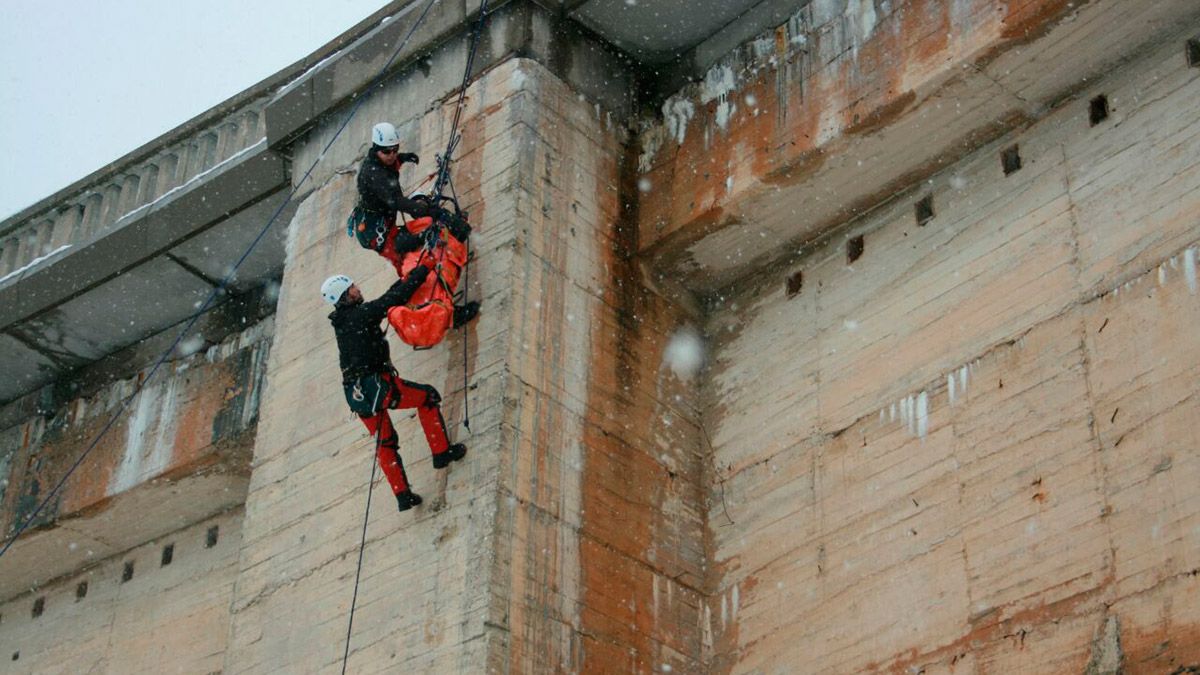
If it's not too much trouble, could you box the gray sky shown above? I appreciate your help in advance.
[0,0,390,220]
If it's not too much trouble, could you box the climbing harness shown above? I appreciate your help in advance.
[346,203,392,254]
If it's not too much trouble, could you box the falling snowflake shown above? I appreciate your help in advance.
[663,327,704,379]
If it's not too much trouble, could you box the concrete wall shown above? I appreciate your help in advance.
[225,55,705,673]
[1,1,1197,672]
[634,0,1200,292]
[0,315,270,601]
[704,35,1200,673]
[0,508,244,674]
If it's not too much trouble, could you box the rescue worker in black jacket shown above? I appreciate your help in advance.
[355,122,478,326]
[322,269,467,512]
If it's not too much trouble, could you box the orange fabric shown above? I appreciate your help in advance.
[388,221,468,348]
[404,215,434,235]
[388,302,453,348]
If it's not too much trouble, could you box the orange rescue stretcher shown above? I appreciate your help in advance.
[387,216,468,349]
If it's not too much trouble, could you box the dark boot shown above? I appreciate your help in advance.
[445,213,472,242]
[396,490,423,512]
[432,443,467,469]
[453,301,480,327]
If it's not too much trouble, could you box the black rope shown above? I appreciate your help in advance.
[453,174,472,431]
[0,0,439,560]
[429,0,489,431]
[341,430,382,675]
[433,0,490,200]
[460,236,471,430]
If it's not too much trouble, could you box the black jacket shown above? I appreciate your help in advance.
[357,152,430,219]
[329,268,429,383]
[357,152,473,254]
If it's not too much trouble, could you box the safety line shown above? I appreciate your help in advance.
[341,432,381,675]
[433,0,489,198]
[0,0,440,561]
[433,0,490,431]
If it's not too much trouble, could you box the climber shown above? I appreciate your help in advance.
[350,122,479,331]
[322,271,468,512]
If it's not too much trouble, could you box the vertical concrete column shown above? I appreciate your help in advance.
[223,57,533,673]
[225,56,709,673]
[480,62,708,673]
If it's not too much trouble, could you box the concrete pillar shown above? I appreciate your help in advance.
[225,55,707,672]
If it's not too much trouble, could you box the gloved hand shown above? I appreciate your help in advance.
[405,201,432,219]
[406,264,430,284]
[398,152,420,165]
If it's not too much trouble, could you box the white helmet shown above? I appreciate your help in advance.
[321,274,354,305]
[371,122,399,147]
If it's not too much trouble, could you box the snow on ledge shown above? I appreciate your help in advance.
[0,244,72,285]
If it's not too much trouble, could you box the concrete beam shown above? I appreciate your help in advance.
[0,473,248,602]
[634,0,1200,294]
[0,143,287,331]
[266,0,512,147]
[265,0,633,149]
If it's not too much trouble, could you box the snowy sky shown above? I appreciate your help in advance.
[0,0,391,220]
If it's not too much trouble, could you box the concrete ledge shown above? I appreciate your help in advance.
[265,0,633,149]
[266,0,505,147]
[0,319,270,601]
[0,143,288,331]
[634,0,1200,294]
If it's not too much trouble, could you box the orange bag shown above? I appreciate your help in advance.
[387,216,469,348]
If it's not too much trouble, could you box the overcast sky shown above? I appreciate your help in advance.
[0,0,390,220]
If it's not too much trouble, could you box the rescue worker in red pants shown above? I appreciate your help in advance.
[322,271,467,512]
[353,122,479,327]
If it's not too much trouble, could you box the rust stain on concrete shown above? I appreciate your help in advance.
[976,0,1097,68]
[844,90,918,137]
[579,142,659,670]
[873,575,1114,674]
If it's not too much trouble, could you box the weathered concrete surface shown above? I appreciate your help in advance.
[0,119,289,405]
[2,1,1197,672]
[226,57,706,673]
[0,509,244,674]
[705,34,1200,673]
[0,318,270,601]
[222,60,519,673]
[636,0,1200,293]
[266,0,634,149]
[483,64,706,674]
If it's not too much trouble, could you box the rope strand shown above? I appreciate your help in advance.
[432,0,489,431]
[341,431,382,674]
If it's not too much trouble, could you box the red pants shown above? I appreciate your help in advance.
[358,373,450,495]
